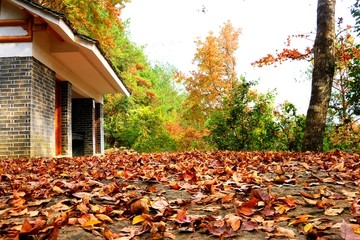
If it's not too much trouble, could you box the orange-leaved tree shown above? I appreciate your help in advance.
[177,21,241,128]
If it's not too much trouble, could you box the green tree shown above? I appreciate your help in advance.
[206,78,278,151]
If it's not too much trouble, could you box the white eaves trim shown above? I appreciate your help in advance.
[10,0,130,97]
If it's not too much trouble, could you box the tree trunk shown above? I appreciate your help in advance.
[302,0,336,152]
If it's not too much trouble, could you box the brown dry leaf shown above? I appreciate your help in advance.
[275,215,291,223]
[275,226,296,239]
[77,202,89,214]
[103,227,119,240]
[163,231,176,240]
[225,214,241,231]
[324,207,344,216]
[68,218,78,225]
[10,208,28,217]
[340,220,360,240]
[300,191,321,199]
[52,186,64,194]
[27,198,52,207]
[302,196,318,205]
[130,197,150,215]
[95,214,113,223]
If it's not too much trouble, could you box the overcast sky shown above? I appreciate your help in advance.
[122,0,355,114]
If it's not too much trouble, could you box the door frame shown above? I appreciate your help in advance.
[55,80,62,155]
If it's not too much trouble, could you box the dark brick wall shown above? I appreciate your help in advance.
[95,103,104,154]
[0,57,32,157]
[72,98,94,155]
[0,57,56,157]
[30,58,56,157]
[61,81,72,156]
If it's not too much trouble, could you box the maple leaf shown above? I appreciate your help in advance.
[174,208,192,224]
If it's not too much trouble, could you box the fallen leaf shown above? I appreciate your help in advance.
[324,207,344,216]
[341,220,360,240]
[132,215,146,225]
[95,214,113,223]
[81,219,101,230]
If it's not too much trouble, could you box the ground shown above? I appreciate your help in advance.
[0,150,360,240]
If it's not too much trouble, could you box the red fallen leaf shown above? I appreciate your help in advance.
[146,185,157,192]
[20,219,33,233]
[241,198,258,208]
[251,188,271,202]
[169,181,181,190]
[174,208,192,224]
[340,220,360,240]
[214,219,225,228]
[221,193,235,204]
[201,222,237,238]
[183,168,197,182]
[279,195,296,208]
[47,226,59,240]
[261,205,276,217]
[240,220,258,231]
[233,198,258,216]
[316,198,336,209]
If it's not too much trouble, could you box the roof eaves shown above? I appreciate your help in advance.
[18,0,131,96]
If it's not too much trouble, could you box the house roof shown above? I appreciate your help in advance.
[9,0,131,98]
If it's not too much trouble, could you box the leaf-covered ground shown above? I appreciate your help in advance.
[0,150,360,240]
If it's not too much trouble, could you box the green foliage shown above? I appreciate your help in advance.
[273,102,306,151]
[104,63,185,153]
[206,78,306,151]
[324,124,360,152]
[206,78,277,151]
[348,56,360,116]
[111,106,178,153]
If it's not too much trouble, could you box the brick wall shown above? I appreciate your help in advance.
[72,98,94,155]
[0,57,55,157]
[95,103,104,154]
[0,57,32,157]
[30,58,55,157]
[61,81,72,156]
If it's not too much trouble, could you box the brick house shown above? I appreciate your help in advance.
[0,0,130,157]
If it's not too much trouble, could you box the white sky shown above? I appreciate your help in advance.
[122,0,355,114]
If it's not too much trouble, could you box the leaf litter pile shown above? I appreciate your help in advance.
[1,150,360,240]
